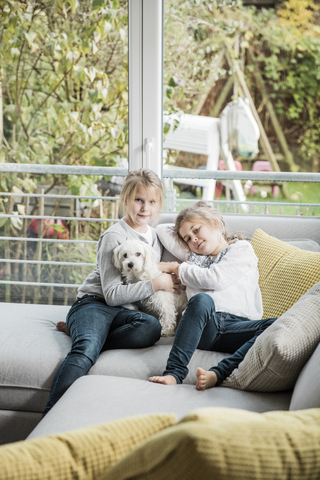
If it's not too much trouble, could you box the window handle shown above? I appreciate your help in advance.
[144,137,153,169]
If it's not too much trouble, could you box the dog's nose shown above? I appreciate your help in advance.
[128,262,134,269]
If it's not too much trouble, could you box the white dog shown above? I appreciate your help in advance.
[113,239,187,336]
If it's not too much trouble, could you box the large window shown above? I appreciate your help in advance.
[0,1,319,305]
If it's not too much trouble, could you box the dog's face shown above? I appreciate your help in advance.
[113,239,158,279]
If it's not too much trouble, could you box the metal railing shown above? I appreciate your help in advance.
[164,169,320,216]
[0,163,319,305]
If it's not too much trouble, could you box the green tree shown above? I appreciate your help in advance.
[163,0,320,173]
[0,0,128,212]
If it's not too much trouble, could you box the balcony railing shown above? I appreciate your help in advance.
[1,163,319,305]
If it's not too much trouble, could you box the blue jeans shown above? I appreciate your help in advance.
[43,295,161,416]
[163,293,276,385]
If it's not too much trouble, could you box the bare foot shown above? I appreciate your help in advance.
[196,367,218,390]
[149,375,177,385]
[56,321,70,336]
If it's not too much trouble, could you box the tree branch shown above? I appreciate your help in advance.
[72,131,112,163]
[15,42,29,141]
[52,130,77,164]
[20,49,43,106]
[105,39,119,73]
[25,64,75,133]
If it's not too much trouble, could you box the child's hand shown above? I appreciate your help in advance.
[158,261,180,276]
[152,271,186,295]
[172,274,186,294]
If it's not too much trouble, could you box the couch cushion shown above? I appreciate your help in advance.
[28,375,291,440]
[90,341,227,385]
[0,303,70,412]
[289,342,320,410]
[0,412,175,480]
[0,303,231,413]
[105,407,320,480]
[251,229,320,318]
[222,281,320,392]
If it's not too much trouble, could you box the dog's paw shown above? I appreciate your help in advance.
[161,329,175,337]
[160,322,177,337]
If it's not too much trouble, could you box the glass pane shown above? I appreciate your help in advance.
[163,0,224,206]
[0,1,128,304]
[163,1,320,214]
[1,1,128,172]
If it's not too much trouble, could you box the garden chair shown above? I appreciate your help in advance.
[163,113,247,205]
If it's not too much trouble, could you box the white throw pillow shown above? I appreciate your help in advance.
[156,223,189,262]
[222,281,320,392]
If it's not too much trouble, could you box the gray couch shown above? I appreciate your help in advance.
[1,213,320,446]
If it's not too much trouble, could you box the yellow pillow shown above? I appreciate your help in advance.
[251,229,320,318]
[104,407,320,480]
[0,413,176,480]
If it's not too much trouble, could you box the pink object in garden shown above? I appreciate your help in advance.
[249,161,279,198]
[28,219,69,240]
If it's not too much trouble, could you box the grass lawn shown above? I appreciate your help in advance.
[173,180,320,216]
[244,181,320,216]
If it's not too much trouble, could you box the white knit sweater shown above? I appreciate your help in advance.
[157,223,263,320]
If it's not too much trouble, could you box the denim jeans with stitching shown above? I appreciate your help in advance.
[43,295,161,416]
[163,293,276,385]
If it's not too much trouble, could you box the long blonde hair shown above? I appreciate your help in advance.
[119,169,164,224]
[174,201,248,249]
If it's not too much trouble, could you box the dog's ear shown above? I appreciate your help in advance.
[113,244,123,269]
[142,243,158,272]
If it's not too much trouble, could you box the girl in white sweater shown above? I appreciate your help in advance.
[149,201,276,390]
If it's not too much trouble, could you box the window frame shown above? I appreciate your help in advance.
[128,0,163,179]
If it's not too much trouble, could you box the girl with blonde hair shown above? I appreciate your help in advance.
[44,169,182,416]
[150,201,276,390]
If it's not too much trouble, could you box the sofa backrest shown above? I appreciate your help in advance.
[157,213,320,261]
[158,213,320,244]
